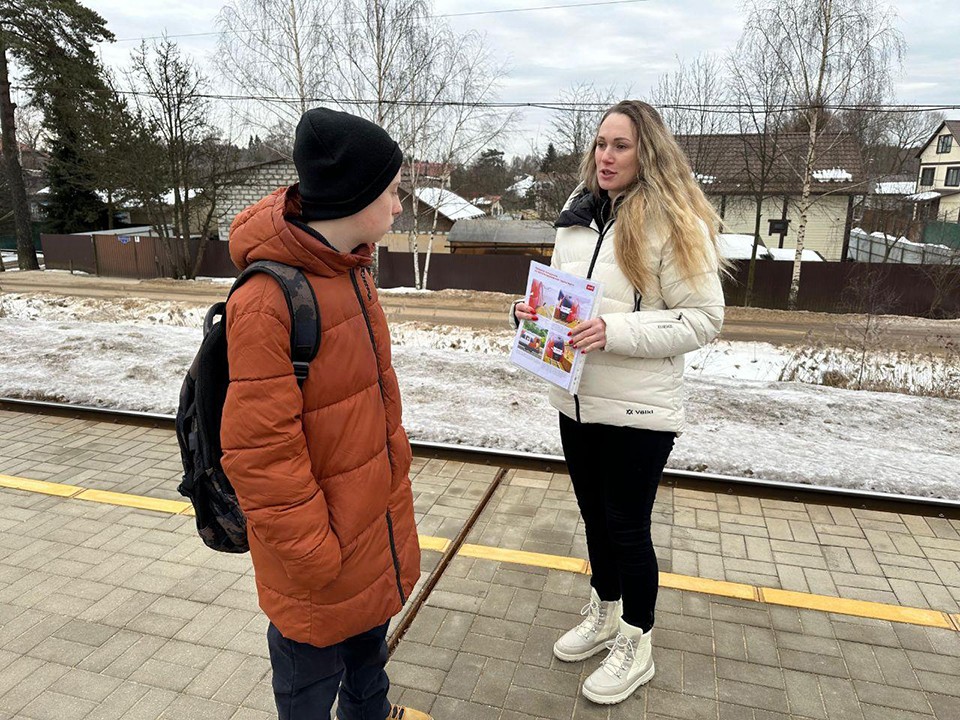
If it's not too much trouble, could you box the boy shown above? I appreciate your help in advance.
[221,108,428,720]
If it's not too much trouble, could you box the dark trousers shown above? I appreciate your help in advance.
[267,621,391,720]
[559,412,675,632]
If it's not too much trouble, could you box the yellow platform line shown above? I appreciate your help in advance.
[0,474,84,498]
[73,488,191,515]
[418,536,451,553]
[458,543,590,574]
[760,588,955,631]
[660,572,759,602]
[1,473,957,632]
[0,474,192,513]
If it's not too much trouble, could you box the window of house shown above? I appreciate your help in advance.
[946,167,960,187]
[920,168,935,186]
[937,135,953,154]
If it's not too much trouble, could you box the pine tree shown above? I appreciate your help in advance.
[540,143,559,173]
[0,0,112,269]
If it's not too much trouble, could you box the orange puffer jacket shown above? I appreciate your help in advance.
[221,186,420,647]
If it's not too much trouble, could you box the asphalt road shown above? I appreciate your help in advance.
[2,270,958,353]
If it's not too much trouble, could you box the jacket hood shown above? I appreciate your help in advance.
[229,185,372,277]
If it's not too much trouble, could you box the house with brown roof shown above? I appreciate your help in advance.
[676,133,865,261]
[907,120,960,225]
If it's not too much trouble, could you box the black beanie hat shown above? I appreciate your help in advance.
[293,108,403,221]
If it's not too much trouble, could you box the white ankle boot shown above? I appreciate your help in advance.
[581,618,654,704]
[553,588,621,662]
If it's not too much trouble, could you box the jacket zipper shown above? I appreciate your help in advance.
[350,268,404,603]
[575,219,613,423]
[385,510,406,604]
[585,220,611,280]
[360,267,373,301]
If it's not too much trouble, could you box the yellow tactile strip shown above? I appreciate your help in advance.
[1,473,957,632]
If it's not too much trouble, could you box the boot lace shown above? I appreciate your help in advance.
[599,632,637,679]
[575,598,606,640]
[388,706,405,719]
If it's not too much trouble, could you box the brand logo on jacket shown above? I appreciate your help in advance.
[626,409,654,415]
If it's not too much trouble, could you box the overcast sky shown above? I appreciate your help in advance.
[72,0,960,156]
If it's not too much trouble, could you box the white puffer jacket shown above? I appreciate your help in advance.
[517,189,724,433]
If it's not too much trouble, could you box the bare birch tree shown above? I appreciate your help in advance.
[415,33,515,289]
[728,36,791,305]
[742,0,902,309]
[328,0,513,288]
[329,0,430,134]
[552,82,622,160]
[215,0,512,288]
[652,53,730,181]
[538,82,621,217]
[216,0,334,141]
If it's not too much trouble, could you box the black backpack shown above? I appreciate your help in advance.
[176,260,320,553]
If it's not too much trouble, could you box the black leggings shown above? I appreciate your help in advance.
[559,412,675,632]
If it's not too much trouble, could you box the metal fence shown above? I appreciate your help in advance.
[848,228,957,264]
[723,260,960,317]
[923,221,960,250]
[378,250,548,293]
[39,235,960,318]
[40,235,238,279]
[40,234,97,274]
[379,251,959,318]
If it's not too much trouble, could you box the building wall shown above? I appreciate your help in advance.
[719,196,784,238]
[938,195,960,224]
[715,194,851,261]
[918,129,960,190]
[217,161,461,249]
[126,199,213,235]
[218,161,298,240]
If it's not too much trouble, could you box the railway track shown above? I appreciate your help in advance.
[3,396,958,519]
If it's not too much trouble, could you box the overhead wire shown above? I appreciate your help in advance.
[11,84,960,115]
[110,0,652,43]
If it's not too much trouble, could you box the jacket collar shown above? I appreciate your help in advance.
[555,188,614,232]
[229,185,372,277]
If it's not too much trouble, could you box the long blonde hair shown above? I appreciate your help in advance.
[580,100,725,295]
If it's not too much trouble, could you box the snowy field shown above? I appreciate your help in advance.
[1,292,958,500]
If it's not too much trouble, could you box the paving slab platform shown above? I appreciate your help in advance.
[0,409,958,719]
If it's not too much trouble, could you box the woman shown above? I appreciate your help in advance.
[512,101,726,705]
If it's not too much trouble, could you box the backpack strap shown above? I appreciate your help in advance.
[228,260,321,386]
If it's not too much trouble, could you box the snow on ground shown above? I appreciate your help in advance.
[0,293,208,327]
[379,287,435,296]
[192,276,236,285]
[0,293,958,499]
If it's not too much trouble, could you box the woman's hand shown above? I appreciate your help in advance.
[514,302,538,323]
[569,317,606,354]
